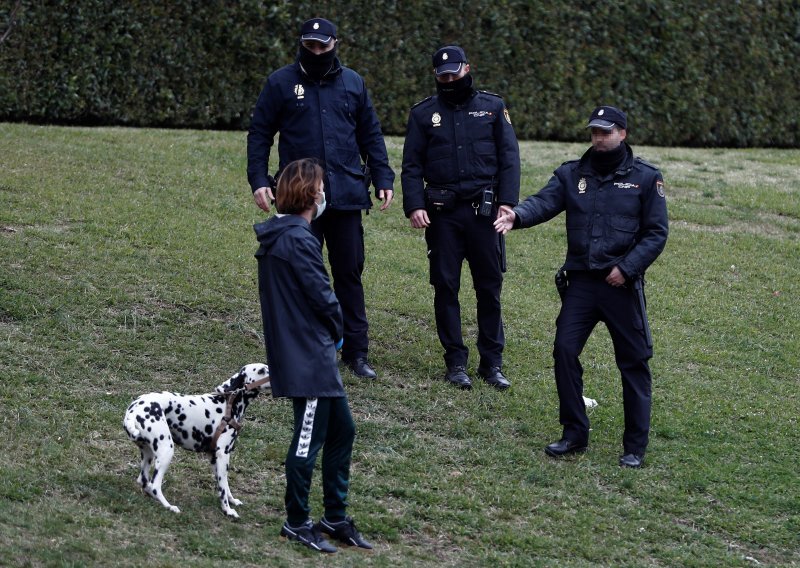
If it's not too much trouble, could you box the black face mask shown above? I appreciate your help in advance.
[298,44,337,80]
[590,142,627,175]
[436,73,474,104]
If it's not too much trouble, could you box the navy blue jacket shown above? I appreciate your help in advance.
[255,215,345,398]
[401,89,520,216]
[513,143,668,279]
[247,58,394,210]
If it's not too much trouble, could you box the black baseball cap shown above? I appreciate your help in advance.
[300,18,337,44]
[587,106,627,130]
[433,46,467,76]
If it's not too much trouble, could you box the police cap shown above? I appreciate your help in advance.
[300,18,337,44]
[587,106,627,130]
[433,46,467,76]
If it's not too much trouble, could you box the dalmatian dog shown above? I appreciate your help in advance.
[123,363,270,518]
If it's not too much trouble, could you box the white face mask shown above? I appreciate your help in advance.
[313,190,327,220]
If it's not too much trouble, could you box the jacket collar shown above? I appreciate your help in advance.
[436,88,478,109]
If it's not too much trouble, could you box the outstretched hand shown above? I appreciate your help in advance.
[493,205,516,234]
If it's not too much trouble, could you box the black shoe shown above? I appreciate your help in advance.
[444,366,472,390]
[619,453,645,468]
[478,366,510,390]
[316,516,373,550]
[345,357,377,379]
[544,438,588,457]
[280,519,337,553]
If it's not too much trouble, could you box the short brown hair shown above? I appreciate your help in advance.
[275,159,323,214]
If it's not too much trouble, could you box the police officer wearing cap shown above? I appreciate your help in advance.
[247,18,395,380]
[494,106,668,467]
[402,46,520,390]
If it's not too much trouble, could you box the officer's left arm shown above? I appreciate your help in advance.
[617,172,669,279]
[494,103,521,207]
[354,78,395,207]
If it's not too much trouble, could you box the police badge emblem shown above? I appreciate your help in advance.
[578,177,587,194]
[442,53,449,60]
[432,112,442,127]
[504,108,511,125]
[294,84,305,99]
[656,180,665,197]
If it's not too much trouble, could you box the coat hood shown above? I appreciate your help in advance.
[254,214,310,251]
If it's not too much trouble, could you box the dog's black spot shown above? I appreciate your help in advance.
[258,367,267,376]
[205,409,211,419]
[205,424,213,435]
[178,414,187,422]
[189,400,196,406]
[136,415,146,429]
[153,438,159,452]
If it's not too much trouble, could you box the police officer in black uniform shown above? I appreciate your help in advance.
[402,46,520,390]
[247,18,395,380]
[494,106,668,467]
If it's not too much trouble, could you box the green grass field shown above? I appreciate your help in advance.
[1,123,798,567]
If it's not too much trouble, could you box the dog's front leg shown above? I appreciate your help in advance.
[213,444,240,518]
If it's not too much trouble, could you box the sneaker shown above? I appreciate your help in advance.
[316,516,373,550]
[280,519,337,553]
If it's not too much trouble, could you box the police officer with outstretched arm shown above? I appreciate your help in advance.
[247,17,395,380]
[494,106,668,467]
[402,46,520,391]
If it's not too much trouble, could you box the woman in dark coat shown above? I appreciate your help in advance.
[255,159,372,553]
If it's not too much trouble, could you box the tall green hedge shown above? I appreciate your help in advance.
[1,0,798,146]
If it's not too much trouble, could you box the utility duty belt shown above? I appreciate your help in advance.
[425,185,496,216]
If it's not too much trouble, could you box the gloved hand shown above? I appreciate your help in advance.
[335,338,343,351]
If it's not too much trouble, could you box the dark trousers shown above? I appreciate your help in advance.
[311,209,368,361]
[285,396,355,525]
[425,200,504,369]
[553,271,653,454]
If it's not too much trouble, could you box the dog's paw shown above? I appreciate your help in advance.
[169,505,181,513]
[224,509,240,519]
[230,498,242,506]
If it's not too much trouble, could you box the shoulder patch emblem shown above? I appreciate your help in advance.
[578,177,587,194]
[656,180,666,198]
[504,108,511,125]
[432,112,442,127]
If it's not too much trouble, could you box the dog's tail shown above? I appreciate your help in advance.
[123,405,143,439]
